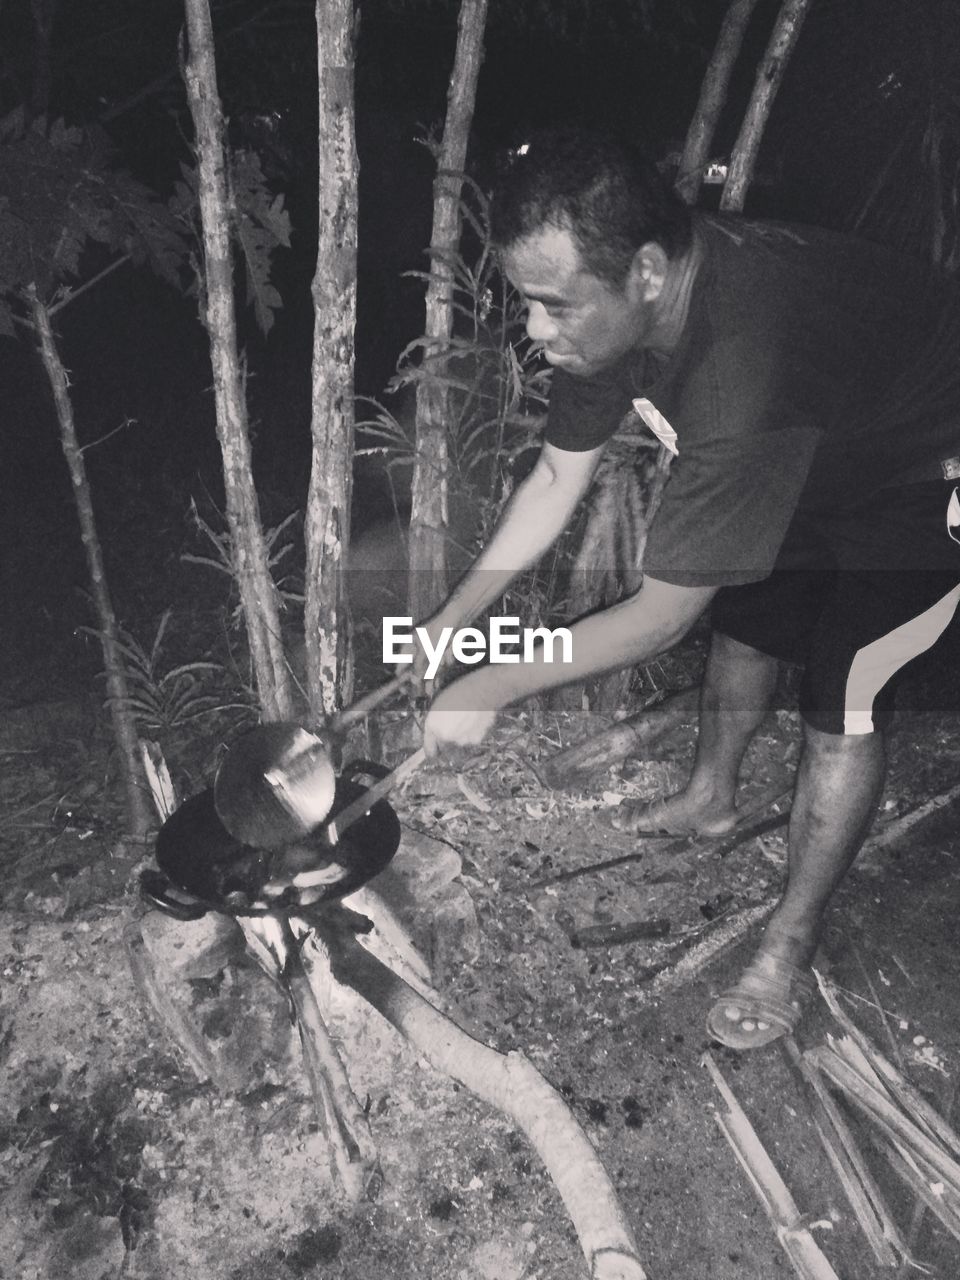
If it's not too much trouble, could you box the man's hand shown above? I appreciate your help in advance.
[422,673,500,756]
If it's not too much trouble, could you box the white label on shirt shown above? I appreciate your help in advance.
[632,398,679,456]
[948,486,960,544]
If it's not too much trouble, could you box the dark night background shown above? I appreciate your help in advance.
[1,0,958,699]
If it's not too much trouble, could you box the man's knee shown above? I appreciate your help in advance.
[710,629,779,669]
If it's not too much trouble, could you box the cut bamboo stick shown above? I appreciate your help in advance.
[881,1138,960,1244]
[782,1037,903,1266]
[805,1045,960,1199]
[817,974,960,1161]
[703,1052,841,1280]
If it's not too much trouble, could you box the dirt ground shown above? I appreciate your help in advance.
[2,649,960,1280]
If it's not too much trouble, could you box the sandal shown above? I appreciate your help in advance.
[706,949,815,1050]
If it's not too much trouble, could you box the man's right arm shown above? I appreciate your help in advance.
[424,441,605,634]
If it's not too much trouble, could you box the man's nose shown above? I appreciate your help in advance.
[525,301,558,344]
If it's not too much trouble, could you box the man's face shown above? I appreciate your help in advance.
[502,223,652,378]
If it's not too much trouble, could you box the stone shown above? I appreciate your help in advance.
[138,909,245,980]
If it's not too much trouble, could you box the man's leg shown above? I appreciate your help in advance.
[616,630,780,834]
[710,723,887,1044]
[709,564,960,1048]
[762,724,886,966]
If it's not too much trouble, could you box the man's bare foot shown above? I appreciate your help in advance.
[612,787,740,838]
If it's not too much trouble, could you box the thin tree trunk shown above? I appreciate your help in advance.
[305,0,359,720]
[182,0,293,722]
[675,0,761,205]
[26,286,152,837]
[720,0,813,213]
[407,0,489,623]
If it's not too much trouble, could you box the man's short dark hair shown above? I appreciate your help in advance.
[490,129,693,287]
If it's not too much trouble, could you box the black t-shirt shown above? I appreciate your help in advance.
[546,216,960,585]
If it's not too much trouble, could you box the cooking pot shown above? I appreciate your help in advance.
[140,761,402,921]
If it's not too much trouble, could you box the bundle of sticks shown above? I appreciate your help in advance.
[705,973,960,1279]
[790,974,960,1268]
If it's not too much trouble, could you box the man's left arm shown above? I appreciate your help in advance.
[423,577,716,752]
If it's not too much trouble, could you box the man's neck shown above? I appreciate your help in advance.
[646,229,702,357]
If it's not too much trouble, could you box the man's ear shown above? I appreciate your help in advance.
[627,242,669,302]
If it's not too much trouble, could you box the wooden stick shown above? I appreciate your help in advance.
[570,918,672,949]
[861,780,960,860]
[703,1052,841,1280]
[284,938,381,1202]
[329,671,412,735]
[325,748,426,843]
[238,916,380,1203]
[530,793,790,889]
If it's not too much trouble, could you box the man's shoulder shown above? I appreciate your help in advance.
[696,211,933,281]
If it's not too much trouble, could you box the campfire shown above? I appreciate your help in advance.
[129,715,650,1280]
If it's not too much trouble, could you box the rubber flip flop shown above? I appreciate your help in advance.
[706,950,815,1051]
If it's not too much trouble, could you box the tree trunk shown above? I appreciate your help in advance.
[406,0,489,623]
[26,287,152,838]
[304,0,359,721]
[720,0,813,213]
[182,0,293,723]
[675,0,761,206]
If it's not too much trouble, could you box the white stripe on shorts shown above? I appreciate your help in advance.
[843,582,960,734]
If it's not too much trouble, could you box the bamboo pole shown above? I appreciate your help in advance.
[704,1052,841,1279]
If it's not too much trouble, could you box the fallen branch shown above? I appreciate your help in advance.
[643,897,777,1000]
[315,913,649,1279]
[860,780,960,865]
[703,1052,840,1279]
[570,918,672,949]
[537,686,699,789]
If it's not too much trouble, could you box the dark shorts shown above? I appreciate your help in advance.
[711,482,960,734]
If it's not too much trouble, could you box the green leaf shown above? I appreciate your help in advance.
[229,148,290,335]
